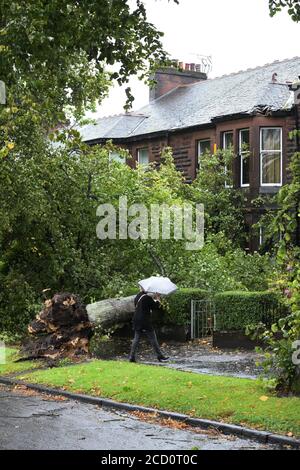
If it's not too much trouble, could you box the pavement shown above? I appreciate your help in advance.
[108,338,265,379]
[0,384,279,450]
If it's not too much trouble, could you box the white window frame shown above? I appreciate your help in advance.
[259,226,264,246]
[223,131,234,188]
[260,127,282,187]
[197,139,211,169]
[239,129,250,188]
[137,147,149,166]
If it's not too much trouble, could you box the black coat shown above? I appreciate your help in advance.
[132,292,159,331]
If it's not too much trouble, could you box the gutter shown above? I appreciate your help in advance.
[83,123,216,146]
[84,109,293,146]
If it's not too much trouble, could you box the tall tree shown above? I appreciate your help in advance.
[0,0,177,122]
[269,0,300,22]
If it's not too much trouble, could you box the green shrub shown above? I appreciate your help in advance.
[121,286,140,297]
[214,291,289,331]
[0,272,41,335]
[165,288,209,326]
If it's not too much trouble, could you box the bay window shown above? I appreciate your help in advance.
[260,128,282,186]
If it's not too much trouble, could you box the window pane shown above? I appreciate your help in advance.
[240,129,250,186]
[199,140,211,155]
[109,151,124,163]
[240,129,249,148]
[261,152,281,184]
[138,148,149,165]
[261,128,281,151]
[242,154,249,185]
[198,140,210,169]
[224,132,233,149]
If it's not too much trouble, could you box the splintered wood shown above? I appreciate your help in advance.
[22,293,93,360]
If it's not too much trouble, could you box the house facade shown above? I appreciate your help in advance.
[80,57,300,250]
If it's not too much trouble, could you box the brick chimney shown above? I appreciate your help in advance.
[149,62,207,102]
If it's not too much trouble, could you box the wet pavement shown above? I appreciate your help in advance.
[104,337,265,379]
[0,385,277,450]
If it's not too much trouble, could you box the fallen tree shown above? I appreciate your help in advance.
[21,293,136,360]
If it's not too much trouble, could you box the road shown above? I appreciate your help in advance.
[0,385,279,450]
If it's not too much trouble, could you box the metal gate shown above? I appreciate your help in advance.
[191,299,215,339]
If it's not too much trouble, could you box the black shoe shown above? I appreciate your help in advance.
[129,357,136,363]
[157,355,169,362]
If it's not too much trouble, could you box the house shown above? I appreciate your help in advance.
[80,57,300,250]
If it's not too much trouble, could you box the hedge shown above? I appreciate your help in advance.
[164,288,210,326]
[120,287,288,331]
[214,291,289,332]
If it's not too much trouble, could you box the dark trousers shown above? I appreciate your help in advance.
[129,329,163,359]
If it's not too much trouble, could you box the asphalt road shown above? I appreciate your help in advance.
[0,385,279,450]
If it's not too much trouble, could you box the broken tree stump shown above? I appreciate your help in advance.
[22,293,93,360]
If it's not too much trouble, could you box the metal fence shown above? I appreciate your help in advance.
[190,299,215,339]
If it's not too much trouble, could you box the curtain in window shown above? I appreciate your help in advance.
[261,152,281,184]
[261,129,281,185]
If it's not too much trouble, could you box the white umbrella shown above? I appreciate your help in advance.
[138,276,177,296]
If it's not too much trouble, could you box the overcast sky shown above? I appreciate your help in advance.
[92,0,300,118]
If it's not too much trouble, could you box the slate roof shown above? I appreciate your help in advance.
[80,57,300,142]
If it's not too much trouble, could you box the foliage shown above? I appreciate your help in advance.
[221,246,277,291]
[215,291,288,332]
[164,288,209,326]
[21,359,300,436]
[101,235,274,299]
[0,131,275,335]
[0,0,276,339]
[269,0,300,22]
[191,149,247,247]
[166,234,275,293]
[0,143,197,333]
[259,136,300,393]
[0,0,175,119]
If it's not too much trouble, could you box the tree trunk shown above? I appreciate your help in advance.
[86,295,135,330]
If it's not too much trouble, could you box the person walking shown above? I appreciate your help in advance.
[129,289,169,363]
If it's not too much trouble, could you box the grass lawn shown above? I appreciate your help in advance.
[19,359,300,437]
[0,347,42,376]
